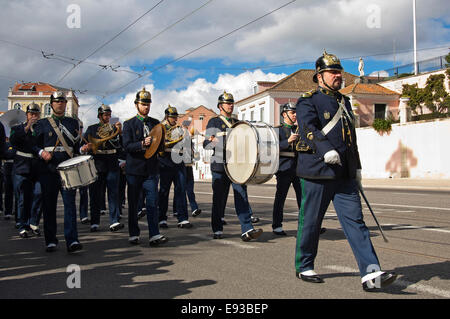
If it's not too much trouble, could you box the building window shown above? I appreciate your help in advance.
[13,103,21,110]
[250,110,254,121]
[199,115,204,121]
[374,104,387,120]
[44,103,52,116]
[260,108,264,122]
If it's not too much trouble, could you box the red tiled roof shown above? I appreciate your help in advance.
[11,82,69,95]
[340,83,399,96]
[236,69,357,104]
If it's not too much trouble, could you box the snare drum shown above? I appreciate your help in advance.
[57,155,98,190]
[225,121,279,184]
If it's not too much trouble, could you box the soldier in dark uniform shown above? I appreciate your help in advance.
[271,102,302,236]
[81,104,124,232]
[294,51,397,291]
[2,140,16,222]
[31,91,83,253]
[203,91,262,241]
[10,102,43,237]
[122,87,168,246]
[158,105,192,229]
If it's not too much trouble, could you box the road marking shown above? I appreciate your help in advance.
[324,265,450,298]
[383,224,450,234]
[42,291,67,296]
[189,234,256,249]
[196,192,450,212]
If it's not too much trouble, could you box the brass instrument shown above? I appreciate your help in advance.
[88,123,121,154]
[0,109,27,138]
[158,124,187,156]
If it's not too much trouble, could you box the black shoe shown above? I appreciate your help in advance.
[320,227,327,234]
[362,272,398,292]
[67,242,83,253]
[159,222,169,229]
[138,209,146,219]
[273,230,287,236]
[213,233,223,239]
[149,235,169,247]
[241,228,263,242]
[251,216,260,223]
[100,210,107,216]
[109,223,124,232]
[46,243,57,252]
[4,214,12,220]
[81,217,90,224]
[178,221,193,229]
[19,230,29,238]
[129,236,140,245]
[221,219,227,225]
[31,228,41,236]
[192,209,202,217]
[90,225,99,232]
[296,272,324,283]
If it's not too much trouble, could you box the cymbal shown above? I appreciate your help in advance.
[144,123,165,159]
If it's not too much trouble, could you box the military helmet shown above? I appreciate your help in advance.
[280,102,296,114]
[134,87,152,104]
[98,104,112,117]
[26,102,41,113]
[164,105,178,117]
[217,91,234,107]
[313,50,344,83]
[50,91,67,104]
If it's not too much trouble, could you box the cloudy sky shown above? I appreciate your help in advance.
[0,0,449,126]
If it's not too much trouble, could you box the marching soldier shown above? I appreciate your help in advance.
[294,50,397,291]
[203,91,262,241]
[122,87,168,246]
[31,91,83,253]
[271,102,302,236]
[81,104,124,232]
[158,105,192,229]
[10,102,43,237]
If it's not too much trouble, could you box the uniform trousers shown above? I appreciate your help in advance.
[158,165,188,223]
[211,171,253,234]
[15,174,42,231]
[39,173,78,247]
[78,186,88,220]
[272,171,302,230]
[126,174,160,238]
[295,178,380,278]
[89,170,120,226]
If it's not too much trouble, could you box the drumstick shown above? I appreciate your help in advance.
[50,139,61,156]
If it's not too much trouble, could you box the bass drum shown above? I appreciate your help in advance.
[225,121,279,184]
[57,155,98,190]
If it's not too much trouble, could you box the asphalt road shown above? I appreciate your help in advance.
[0,182,449,300]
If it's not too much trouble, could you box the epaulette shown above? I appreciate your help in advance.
[301,89,317,98]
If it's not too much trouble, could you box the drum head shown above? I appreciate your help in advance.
[57,155,93,169]
[225,122,258,184]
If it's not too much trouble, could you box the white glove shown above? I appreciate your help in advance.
[324,150,342,165]
[356,169,363,190]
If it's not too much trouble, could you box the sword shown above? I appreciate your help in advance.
[358,184,389,243]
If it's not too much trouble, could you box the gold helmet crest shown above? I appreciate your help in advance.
[165,104,179,117]
[217,90,234,107]
[313,50,344,83]
[134,87,152,104]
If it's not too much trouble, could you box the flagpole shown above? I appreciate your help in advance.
[413,0,418,75]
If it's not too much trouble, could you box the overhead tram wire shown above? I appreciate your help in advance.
[105,0,297,97]
[79,0,215,90]
[55,0,166,85]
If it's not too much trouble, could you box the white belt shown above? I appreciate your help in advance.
[3,160,13,163]
[279,151,295,158]
[95,149,117,155]
[16,151,34,158]
[216,132,227,137]
[44,146,73,153]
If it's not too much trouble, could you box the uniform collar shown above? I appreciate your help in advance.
[319,86,341,98]
[51,114,65,121]
[136,114,148,122]
[282,123,293,129]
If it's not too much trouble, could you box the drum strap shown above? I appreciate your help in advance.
[219,115,233,128]
[48,117,73,158]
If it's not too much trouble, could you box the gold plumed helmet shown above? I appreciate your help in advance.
[134,87,152,104]
[50,91,67,103]
[164,104,178,117]
[313,50,344,83]
[98,104,112,117]
[217,90,234,107]
[26,102,41,113]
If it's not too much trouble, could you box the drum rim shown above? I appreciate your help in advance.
[225,120,268,185]
[56,155,94,170]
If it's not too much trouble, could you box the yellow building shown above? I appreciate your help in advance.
[7,82,80,119]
